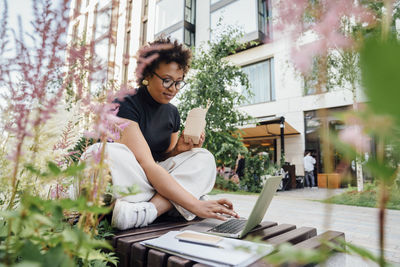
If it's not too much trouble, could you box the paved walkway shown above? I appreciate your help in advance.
[208,188,400,266]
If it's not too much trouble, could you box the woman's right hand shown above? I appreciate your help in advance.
[192,198,239,221]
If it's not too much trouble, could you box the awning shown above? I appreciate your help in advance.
[238,117,300,142]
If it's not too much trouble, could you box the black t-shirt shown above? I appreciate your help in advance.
[115,86,180,161]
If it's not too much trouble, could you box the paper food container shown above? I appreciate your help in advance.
[184,107,207,144]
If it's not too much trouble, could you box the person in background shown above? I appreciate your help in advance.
[234,153,245,180]
[217,165,225,177]
[303,151,316,188]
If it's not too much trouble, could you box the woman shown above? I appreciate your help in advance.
[234,153,245,179]
[86,37,238,230]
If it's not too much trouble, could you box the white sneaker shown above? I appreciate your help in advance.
[111,199,158,230]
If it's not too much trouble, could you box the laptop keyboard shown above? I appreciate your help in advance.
[207,219,247,234]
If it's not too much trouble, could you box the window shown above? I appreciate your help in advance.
[83,12,88,42]
[169,28,184,43]
[304,106,351,173]
[184,28,194,46]
[258,0,271,40]
[94,3,112,40]
[303,56,331,95]
[74,0,82,17]
[155,0,195,46]
[155,0,184,33]
[90,2,112,92]
[210,0,271,43]
[123,0,133,84]
[184,0,195,25]
[140,0,149,46]
[72,22,79,45]
[241,58,275,105]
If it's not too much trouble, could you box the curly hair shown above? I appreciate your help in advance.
[135,36,192,85]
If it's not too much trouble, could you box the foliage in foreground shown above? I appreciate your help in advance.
[0,0,124,265]
[0,195,117,267]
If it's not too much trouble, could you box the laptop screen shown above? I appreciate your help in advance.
[240,175,283,237]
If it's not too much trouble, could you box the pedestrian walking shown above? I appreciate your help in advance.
[303,151,316,188]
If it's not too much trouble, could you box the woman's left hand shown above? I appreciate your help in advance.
[193,132,205,148]
[174,131,205,155]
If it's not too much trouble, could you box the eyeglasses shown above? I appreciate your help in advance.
[153,72,186,90]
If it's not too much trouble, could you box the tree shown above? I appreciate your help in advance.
[178,27,253,167]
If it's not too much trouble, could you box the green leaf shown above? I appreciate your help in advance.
[365,159,397,182]
[266,243,331,265]
[25,164,49,177]
[43,245,74,267]
[361,36,400,126]
[48,161,61,175]
[343,241,380,262]
[63,162,86,176]
[0,210,20,219]
[111,184,140,197]
[18,240,43,263]
[0,221,8,238]
[12,262,41,267]
[59,197,111,214]
[31,213,53,226]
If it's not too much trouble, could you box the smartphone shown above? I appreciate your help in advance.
[175,231,223,247]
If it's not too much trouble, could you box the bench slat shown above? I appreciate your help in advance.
[112,220,200,247]
[148,249,170,267]
[294,230,345,250]
[249,224,296,240]
[117,228,182,267]
[265,227,317,245]
[167,256,194,267]
[248,259,275,267]
[246,221,278,235]
[131,242,148,267]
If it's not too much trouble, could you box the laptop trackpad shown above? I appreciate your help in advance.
[181,218,222,232]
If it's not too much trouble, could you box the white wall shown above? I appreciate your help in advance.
[195,0,211,48]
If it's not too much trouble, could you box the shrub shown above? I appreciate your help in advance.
[240,154,269,193]
[214,174,239,192]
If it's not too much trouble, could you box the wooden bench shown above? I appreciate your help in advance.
[111,218,345,267]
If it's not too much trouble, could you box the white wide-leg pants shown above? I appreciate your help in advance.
[83,143,216,221]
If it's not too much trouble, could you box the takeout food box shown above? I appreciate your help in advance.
[184,107,207,144]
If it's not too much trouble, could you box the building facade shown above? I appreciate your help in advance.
[68,0,365,176]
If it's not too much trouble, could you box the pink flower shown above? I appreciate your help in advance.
[292,41,325,73]
[84,89,134,142]
[276,0,377,74]
[134,43,174,85]
[339,125,370,152]
[50,184,69,199]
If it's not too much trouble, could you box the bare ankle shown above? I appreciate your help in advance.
[150,193,173,216]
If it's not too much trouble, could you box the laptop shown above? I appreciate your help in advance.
[185,175,282,239]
